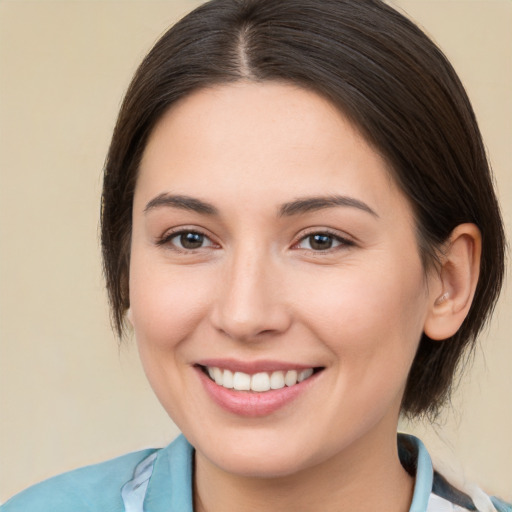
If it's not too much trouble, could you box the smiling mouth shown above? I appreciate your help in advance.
[198,365,323,392]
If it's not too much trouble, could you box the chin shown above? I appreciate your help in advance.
[213,449,311,478]
[193,429,322,479]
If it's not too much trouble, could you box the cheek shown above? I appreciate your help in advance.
[128,254,215,350]
[302,262,428,430]
[293,256,428,363]
[127,254,217,424]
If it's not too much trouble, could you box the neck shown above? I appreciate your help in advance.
[193,424,414,512]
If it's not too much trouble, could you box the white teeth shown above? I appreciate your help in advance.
[233,371,251,391]
[213,367,223,385]
[205,366,316,392]
[223,369,234,389]
[284,370,297,387]
[298,368,314,382]
[270,371,285,390]
[251,372,271,392]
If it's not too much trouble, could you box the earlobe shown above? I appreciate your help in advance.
[424,224,481,341]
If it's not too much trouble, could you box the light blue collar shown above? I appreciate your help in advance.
[122,433,434,512]
[398,434,434,512]
[122,435,194,512]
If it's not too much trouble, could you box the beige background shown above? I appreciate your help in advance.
[0,0,510,504]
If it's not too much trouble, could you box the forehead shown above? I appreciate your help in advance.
[136,82,406,218]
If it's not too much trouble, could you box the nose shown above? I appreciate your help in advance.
[210,248,292,341]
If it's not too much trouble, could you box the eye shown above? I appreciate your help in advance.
[160,230,215,250]
[296,232,351,251]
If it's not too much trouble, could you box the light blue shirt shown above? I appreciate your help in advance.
[1,434,510,511]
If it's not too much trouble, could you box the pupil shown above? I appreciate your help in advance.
[181,232,204,249]
[310,234,332,250]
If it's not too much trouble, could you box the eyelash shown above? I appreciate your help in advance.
[156,228,354,253]
[292,229,354,252]
[156,229,217,252]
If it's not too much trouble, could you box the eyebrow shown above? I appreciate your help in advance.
[279,195,378,217]
[144,193,218,215]
[144,193,378,218]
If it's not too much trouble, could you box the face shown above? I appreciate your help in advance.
[130,82,436,478]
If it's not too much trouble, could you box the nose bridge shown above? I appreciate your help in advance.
[212,242,289,340]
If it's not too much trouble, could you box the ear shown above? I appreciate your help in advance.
[424,223,481,341]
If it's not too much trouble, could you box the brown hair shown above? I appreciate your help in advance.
[101,0,505,419]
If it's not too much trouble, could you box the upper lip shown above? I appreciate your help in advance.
[195,358,321,374]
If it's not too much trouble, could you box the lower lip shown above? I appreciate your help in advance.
[196,367,320,417]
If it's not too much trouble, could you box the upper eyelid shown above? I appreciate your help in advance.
[154,226,356,249]
[156,227,217,247]
[288,232,356,256]
[293,228,356,245]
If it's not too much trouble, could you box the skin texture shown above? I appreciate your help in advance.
[129,82,481,512]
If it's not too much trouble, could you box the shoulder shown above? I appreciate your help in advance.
[398,434,511,512]
[0,448,158,512]
[430,471,512,512]
[491,497,512,512]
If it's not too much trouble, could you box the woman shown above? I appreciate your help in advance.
[2,0,510,511]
